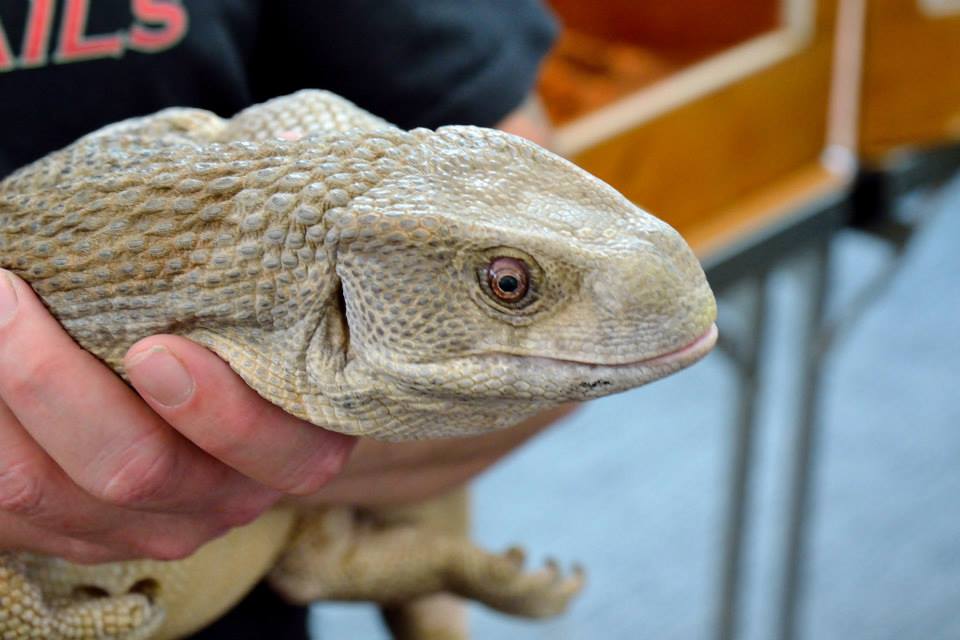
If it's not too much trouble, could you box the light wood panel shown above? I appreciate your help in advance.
[684,163,848,256]
[540,0,850,252]
[859,0,960,159]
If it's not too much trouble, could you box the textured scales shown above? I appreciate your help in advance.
[0,91,717,639]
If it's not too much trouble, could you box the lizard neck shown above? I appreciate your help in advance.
[0,131,413,375]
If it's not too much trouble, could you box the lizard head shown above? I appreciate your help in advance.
[318,127,717,440]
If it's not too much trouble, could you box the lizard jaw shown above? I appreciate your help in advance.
[536,323,718,400]
[372,324,718,405]
[652,322,718,365]
[328,325,719,439]
[572,323,717,370]
[497,322,718,401]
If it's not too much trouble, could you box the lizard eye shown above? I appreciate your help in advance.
[487,257,529,303]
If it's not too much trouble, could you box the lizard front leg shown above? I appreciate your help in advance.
[376,490,471,640]
[270,490,584,640]
[0,553,164,640]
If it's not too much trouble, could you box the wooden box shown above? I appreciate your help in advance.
[539,0,853,257]
[859,0,960,160]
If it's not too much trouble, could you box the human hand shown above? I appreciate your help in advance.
[0,270,355,563]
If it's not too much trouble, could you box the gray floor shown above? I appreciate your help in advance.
[312,173,960,639]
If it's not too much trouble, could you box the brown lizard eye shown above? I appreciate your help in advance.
[487,257,529,303]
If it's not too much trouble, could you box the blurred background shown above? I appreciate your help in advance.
[315,0,960,638]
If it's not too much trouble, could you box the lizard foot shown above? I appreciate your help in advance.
[270,507,585,620]
[0,553,165,640]
[451,545,586,618]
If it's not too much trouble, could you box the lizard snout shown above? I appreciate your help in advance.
[585,232,717,359]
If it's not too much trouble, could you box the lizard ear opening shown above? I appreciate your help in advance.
[304,276,353,376]
[184,275,356,429]
[331,282,352,363]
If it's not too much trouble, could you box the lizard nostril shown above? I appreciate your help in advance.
[72,585,110,600]
[129,578,160,603]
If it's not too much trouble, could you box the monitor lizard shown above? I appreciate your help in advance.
[0,90,717,640]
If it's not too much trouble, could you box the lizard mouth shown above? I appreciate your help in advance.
[656,322,718,364]
[571,323,717,369]
[517,322,718,371]
[530,323,718,399]
[462,323,719,401]
[653,322,719,365]
[372,324,719,405]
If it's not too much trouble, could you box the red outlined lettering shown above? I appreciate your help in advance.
[21,0,56,68]
[55,0,124,63]
[0,17,14,71]
[130,0,188,53]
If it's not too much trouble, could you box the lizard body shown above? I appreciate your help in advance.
[0,91,716,639]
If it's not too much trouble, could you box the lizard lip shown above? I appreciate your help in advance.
[635,322,718,367]
[534,323,718,369]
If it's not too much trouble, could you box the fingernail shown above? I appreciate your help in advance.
[126,345,195,407]
[0,270,19,326]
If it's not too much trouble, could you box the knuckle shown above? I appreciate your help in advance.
[0,462,46,517]
[282,440,353,496]
[51,511,115,539]
[214,493,277,529]
[96,444,178,508]
[58,540,119,565]
[2,351,74,404]
[135,533,204,562]
[283,467,338,497]
[195,412,261,461]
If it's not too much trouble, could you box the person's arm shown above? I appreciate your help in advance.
[250,0,558,130]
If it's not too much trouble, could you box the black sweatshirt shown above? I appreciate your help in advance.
[0,0,557,177]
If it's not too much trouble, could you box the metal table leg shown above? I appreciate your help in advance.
[775,237,831,640]
[702,198,846,640]
[714,271,770,640]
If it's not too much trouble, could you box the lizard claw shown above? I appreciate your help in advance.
[503,546,526,568]
[475,553,587,618]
